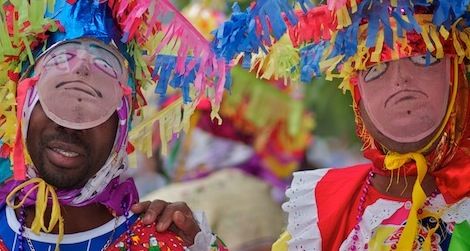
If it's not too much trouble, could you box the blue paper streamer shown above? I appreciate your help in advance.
[212,0,298,64]
[320,0,470,71]
[212,3,262,62]
[251,0,297,42]
[46,0,121,46]
[433,0,470,26]
[153,55,229,104]
[300,42,328,83]
[153,55,199,103]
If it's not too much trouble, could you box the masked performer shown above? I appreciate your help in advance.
[0,0,229,250]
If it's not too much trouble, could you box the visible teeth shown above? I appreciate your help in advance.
[52,148,79,157]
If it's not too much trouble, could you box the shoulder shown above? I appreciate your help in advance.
[106,218,187,251]
[281,164,372,251]
[314,163,372,196]
[284,164,371,211]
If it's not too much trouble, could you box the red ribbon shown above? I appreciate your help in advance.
[13,76,38,180]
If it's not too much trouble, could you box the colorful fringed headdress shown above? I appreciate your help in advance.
[215,0,470,87]
[0,0,228,181]
[213,0,470,250]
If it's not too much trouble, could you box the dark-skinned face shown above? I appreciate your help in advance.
[26,103,118,189]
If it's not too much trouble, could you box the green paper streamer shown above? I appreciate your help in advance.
[449,221,470,251]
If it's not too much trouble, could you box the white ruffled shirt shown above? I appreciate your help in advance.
[282,168,470,251]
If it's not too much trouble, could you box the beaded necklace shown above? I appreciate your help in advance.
[348,171,374,251]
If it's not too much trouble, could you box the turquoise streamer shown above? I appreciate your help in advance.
[0,157,12,184]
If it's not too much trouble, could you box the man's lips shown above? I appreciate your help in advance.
[50,147,79,157]
[48,141,86,155]
[45,141,86,169]
[384,89,428,108]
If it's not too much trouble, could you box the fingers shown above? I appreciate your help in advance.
[173,210,187,227]
[168,210,201,246]
[140,200,170,225]
[130,201,150,214]
[134,200,202,246]
[156,202,195,232]
[155,202,181,232]
[173,210,200,234]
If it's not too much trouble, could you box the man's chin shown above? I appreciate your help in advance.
[38,170,86,189]
[43,178,83,189]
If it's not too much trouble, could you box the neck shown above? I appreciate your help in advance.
[371,172,438,199]
[17,203,114,234]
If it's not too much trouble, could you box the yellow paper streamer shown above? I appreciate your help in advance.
[452,25,466,59]
[320,55,344,81]
[458,32,470,61]
[272,231,291,251]
[336,6,352,29]
[384,152,428,250]
[250,35,300,83]
[371,31,385,62]
[6,178,64,251]
[129,97,196,157]
[421,25,436,53]
[439,26,450,40]
[350,0,358,13]
[429,26,444,58]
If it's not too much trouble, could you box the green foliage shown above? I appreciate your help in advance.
[303,78,359,145]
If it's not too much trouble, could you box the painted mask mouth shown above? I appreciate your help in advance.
[384,89,428,108]
[56,81,103,98]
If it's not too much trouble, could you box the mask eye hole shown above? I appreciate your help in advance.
[45,53,75,67]
[409,54,440,66]
[94,58,118,79]
[363,63,388,82]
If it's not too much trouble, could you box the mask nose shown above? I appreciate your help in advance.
[74,49,91,78]
[74,61,90,78]
[395,64,411,88]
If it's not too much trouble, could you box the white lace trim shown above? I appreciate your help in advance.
[440,196,470,223]
[339,199,404,250]
[188,211,216,251]
[282,168,329,251]
[411,194,470,224]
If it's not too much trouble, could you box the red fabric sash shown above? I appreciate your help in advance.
[315,164,370,250]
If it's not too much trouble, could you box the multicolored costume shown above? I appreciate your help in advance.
[213,0,470,250]
[0,0,228,250]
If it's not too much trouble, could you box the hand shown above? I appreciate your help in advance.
[131,200,201,246]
